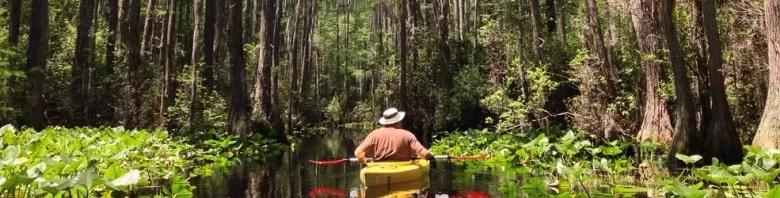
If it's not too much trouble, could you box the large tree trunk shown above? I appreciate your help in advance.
[252,0,285,142]
[227,0,248,136]
[72,0,96,126]
[700,0,743,164]
[120,0,144,128]
[689,0,711,137]
[632,0,673,145]
[189,0,201,124]
[160,0,177,129]
[752,0,780,149]
[8,0,21,45]
[661,0,699,170]
[25,0,49,130]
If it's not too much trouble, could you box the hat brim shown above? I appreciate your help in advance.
[378,112,405,125]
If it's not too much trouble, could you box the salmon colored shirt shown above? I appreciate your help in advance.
[354,127,430,161]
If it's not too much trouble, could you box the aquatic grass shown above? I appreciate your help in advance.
[431,129,780,197]
[0,125,280,197]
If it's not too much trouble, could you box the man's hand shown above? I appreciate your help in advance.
[426,154,437,169]
[357,156,368,165]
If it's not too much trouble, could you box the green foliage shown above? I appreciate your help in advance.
[432,129,780,196]
[0,125,280,197]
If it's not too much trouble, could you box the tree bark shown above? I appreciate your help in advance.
[437,0,451,70]
[584,0,618,138]
[227,0,248,136]
[286,0,302,132]
[160,0,177,129]
[119,0,144,128]
[399,0,409,111]
[299,1,315,117]
[585,0,616,87]
[189,0,201,124]
[555,0,565,45]
[73,0,96,126]
[252,0,285,142]
[25,0,49,130]
[202,0,217,90]
[8,0,21,45]
[529,0,542,61]
[631,0,673,145]
[689,0,711,137]
[141,0,156,54]
[752,0,780,149]
[700,0,743,164]
[661,0,699,170]
[101,0,119,123]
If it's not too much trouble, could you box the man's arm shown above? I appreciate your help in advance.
[354,135,373,164]
[410,138,434,159]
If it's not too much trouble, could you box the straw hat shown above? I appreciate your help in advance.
[378,108,405,126]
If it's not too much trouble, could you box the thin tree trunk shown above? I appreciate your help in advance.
[227,0,248,136]
[299,1,315,117]
[472,0,478,63]
[141,0,156,54]
[202,0,216,90]
[101,0,119,123]
[753,0,780,149]
[8,0,21,45]
[270,0,284,133]
[661,0,699,170]
[160,0,177,129]
[286,0,302,132]
[545,0,556,33]
[632,0,673,145]
[189,0,201,125]
[555,0,565,44]
[73,0,96,126]
[584,0,618,138]
[25,0,49,130]
[399,0,409,110]
[585,0,616,87]
[700,0,743,164]
[529,0,542,61]
[244,0,254,43]
[120,0,144,128]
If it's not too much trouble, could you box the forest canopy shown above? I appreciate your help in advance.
[0,0,779,170]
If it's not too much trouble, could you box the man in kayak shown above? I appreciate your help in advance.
[354,108,436,167]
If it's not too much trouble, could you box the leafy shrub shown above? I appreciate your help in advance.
[0,125,281,197]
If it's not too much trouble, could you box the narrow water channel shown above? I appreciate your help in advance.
[191,129,518,197]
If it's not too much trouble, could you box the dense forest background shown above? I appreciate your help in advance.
[1,0,779,167]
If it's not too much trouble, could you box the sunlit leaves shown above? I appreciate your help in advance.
[675,154,703,165]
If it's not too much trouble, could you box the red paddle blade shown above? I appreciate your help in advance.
[308,187,348,197]
[308,159,349,166]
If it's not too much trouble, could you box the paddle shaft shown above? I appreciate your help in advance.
[348,155,450,162]
[309,155,484,166]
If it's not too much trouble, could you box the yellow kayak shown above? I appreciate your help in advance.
[360,179,429,198]
[360,159,430,187]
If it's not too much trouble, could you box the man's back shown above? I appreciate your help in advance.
[354,127,430,161]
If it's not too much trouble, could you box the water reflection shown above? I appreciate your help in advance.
[192,130,510,198]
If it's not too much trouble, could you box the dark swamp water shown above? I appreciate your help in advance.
[190,129,522,198]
